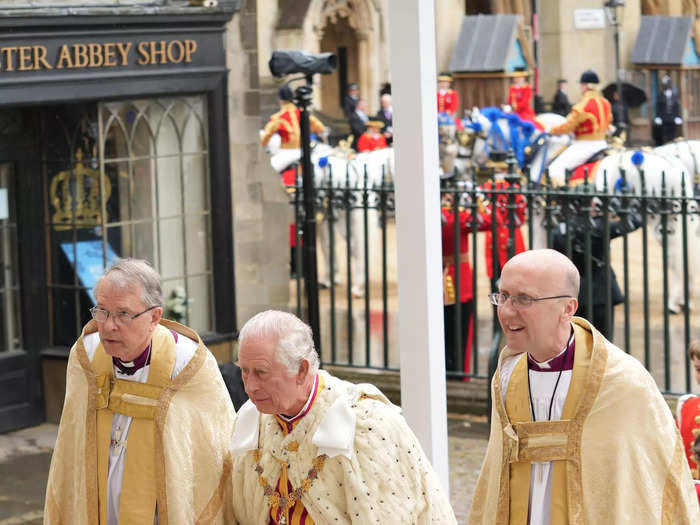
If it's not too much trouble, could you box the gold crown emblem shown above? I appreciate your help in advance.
[49,149,112,231]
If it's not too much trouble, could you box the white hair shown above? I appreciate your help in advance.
[94,258,163,308]
[238,310,320,376]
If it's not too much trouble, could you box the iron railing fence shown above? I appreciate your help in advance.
[290,164,700,395]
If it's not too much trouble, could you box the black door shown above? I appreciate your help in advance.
[0,108,44,433]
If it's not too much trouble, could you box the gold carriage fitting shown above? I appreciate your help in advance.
[49,149,111,231]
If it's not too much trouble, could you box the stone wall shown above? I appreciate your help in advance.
[539,0,641,107]
[227,0,290,338]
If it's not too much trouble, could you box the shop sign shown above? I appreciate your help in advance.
[573,9,606,30]
[0,39,199,72]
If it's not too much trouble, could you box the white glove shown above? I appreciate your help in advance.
[654,117,662,125]
[674,117,682,125]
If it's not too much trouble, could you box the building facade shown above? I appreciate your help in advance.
[0,0,289,432]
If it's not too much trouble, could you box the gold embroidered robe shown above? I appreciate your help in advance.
[468,316,700,524]
[230,370,457,524]
[43,319,236,525]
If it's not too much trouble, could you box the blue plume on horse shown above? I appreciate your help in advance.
[614,176,630,192]
[520,121,535,138]
[631,150,644,166]
[504,113,520,125]
[468,121,483,133]
[437,112,454,126]
[318,156,329,168]
[481,107,504,122]
[506,115,525,166]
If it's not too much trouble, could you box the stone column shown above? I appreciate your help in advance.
[227,0,290,333]
[357,29,371,111]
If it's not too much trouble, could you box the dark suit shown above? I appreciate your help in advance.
[347,110,368,150]
[343,94,359,119]
[552,211,642,339]
[374,108,393,145]
[611,100,629,138]
[654,89,682,146]
[552,88,571,116]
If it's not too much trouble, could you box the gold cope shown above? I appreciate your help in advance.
[0,39,198,71]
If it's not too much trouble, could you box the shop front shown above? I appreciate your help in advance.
[0,6,237,432]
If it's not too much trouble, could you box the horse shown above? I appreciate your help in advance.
[465,106,568,172]
[528,144,695,313]
[654,139,700,187]
[438,112,462,178]
[264,134,394,298]
[463,107,697,312]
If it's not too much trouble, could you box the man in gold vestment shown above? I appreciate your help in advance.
[44,259,235,525]
[469,249,700,524]
[230,310,457,524]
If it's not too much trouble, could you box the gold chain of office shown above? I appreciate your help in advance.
[253,449,328,523]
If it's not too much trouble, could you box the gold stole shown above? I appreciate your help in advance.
[502,325,591,524]
[93,325,176,525]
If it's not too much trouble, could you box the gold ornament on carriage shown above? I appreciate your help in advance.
[49,149,111,231]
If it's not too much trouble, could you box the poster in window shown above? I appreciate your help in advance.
[60,240,118,304]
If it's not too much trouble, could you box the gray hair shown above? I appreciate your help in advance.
[94,258,163,308]
[238,310,320,377]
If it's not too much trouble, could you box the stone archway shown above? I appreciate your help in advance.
[319,16,359,118]
[311,0,374,116]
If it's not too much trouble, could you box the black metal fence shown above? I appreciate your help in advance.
[290,161,700,395]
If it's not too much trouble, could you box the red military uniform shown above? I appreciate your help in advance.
[261,102,324,251]
[507,82,536,122]
[550,90,612,140]
[678,395,700,506]
[680,395,700,479]
[481,179,526,279]
[437,89,459,116]
[441,207,475,305]
[260,102,325,148]
[357,132,387,152]
[441,205,484,376]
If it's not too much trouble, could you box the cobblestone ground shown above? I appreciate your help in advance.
[0,417,488,524]
[447,414,489,523]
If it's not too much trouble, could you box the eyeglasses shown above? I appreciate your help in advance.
[488,292,571,309]
[89,305,158,325]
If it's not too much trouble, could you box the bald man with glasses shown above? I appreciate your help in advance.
[469,249,699,524]
[45,258,236,525]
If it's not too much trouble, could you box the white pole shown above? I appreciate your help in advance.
[387,0,450,490]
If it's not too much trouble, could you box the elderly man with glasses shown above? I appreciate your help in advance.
[469,249,699,524]
[230,310,457,524]
[44,258,235,525]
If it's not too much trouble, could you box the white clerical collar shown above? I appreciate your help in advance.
[277,374,318,423]
[529,333,574,370]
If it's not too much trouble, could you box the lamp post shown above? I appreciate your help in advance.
[605,0,626,136]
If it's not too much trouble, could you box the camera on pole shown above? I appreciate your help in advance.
[268,50,338,78]
[268,50,337,352]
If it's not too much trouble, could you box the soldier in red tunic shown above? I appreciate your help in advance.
[547,70,612,184]
[507,73,537,123]
[480,176,527,281]
[437,73,459,118]
[260,85,326,276]
[678,340,700,504]
[357,120,388,152]
[441,189,480,377]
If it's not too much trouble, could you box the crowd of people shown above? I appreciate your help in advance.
[44,256,700,523]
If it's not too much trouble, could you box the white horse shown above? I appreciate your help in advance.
[528,146,694,313]
[264,135,394,298]
[654,139,700,187]
[315,146,394,297]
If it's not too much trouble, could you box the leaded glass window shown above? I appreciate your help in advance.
[45,96,213,345]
